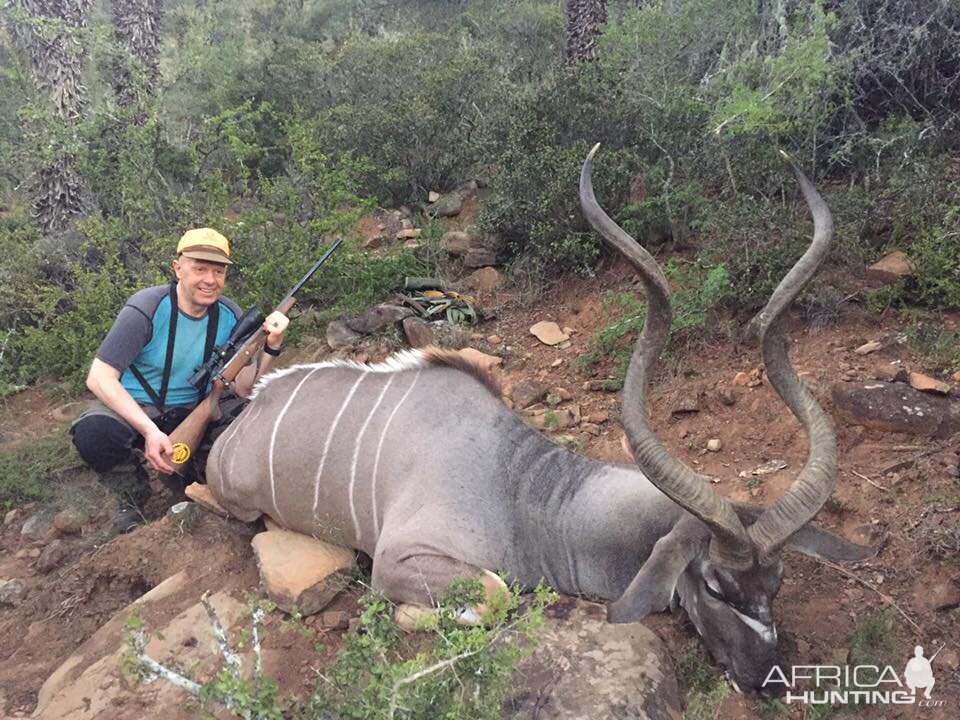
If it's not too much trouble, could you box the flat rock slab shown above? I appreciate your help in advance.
[503,599,682,720]
[832,382,960,437]
[251,530,356,616]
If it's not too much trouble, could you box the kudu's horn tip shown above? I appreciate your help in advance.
[778,149,793,164]
[587,142,601,160]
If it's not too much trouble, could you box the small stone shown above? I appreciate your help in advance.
[428,191,441,203]
[37,539,69,573]
[583,411,609,424]
[706,438,723,452]
[465,267,502,292]
[874,365,909,383]
[320,610,351,631]
[581,423,601,436]
[953,370,960,383]
[20,510,53,539]
[718,389,737,406]
[396,228,422,240]
[28,548,41,558]
[512,378,549,409]
[402,316,434,349]
[551,387,572,401]
[854,341,883,355]
[0,579,28,607]
[487,335,502,344]
[550,358,563,368]
[529,321,569,346]
[732,371,750,386]
[842,370,859,382]
[671,392,699,415]
[53,508,84,535]
[909,372,951,395]
[4,509,19,526]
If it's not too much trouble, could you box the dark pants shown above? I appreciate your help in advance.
[70,397,246,502]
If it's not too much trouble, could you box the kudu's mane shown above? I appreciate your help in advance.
[250,347,502,400]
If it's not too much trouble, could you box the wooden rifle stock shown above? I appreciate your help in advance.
[167,238,342,475]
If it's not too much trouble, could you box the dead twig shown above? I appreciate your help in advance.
[851,469,888,492]
[816,558,923,635]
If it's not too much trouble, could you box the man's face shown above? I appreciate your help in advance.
[173,256,227,311]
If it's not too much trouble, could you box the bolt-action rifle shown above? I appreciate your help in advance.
[167,237,343,475]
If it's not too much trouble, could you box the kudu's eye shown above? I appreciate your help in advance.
[703,578,725,602]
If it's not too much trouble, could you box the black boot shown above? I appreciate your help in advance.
[98,462,150,534]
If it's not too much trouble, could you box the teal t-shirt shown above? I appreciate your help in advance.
[97,284,241,407]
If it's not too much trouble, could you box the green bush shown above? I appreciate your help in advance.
[0,429,80,509]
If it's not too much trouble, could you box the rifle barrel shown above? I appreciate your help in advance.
[276,237,343,312]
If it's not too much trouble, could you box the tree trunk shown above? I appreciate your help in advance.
[5,0,92,232]
[110,0,164,111]
[565,0,608,64]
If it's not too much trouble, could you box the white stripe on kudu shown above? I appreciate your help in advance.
[370,368,422,539]
[268,367,322,527]
[349,373,396,544]
[313,371,368,528]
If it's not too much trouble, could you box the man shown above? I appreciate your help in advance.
[71,228,288,532]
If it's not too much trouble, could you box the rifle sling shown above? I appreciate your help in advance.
[128,283,220,411]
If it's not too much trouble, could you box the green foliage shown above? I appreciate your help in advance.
[0,428,81,510]
[305,581,556,720]
[675,642,729,720]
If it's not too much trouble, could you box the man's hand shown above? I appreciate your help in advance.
[143,425,175,474]
[263,310,289,350]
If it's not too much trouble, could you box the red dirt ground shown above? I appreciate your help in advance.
[1,254,958,719]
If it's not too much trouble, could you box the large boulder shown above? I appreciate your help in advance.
[832,382,960,437]
[503,599,682,720]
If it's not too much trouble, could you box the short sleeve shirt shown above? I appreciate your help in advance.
[97,285,242,407]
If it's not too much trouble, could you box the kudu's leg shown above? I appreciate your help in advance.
[372,549,508,630]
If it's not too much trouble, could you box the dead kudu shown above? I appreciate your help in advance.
[206,147,875,693]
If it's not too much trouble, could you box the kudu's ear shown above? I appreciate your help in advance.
[608,517,706,623]
[733,502,880,563]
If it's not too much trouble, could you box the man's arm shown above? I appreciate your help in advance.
[86,358,175,473]
[231,310,290,398]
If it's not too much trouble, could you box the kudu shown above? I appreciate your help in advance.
[206,146,875,692]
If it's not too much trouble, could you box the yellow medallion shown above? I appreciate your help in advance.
[172,443,191,464]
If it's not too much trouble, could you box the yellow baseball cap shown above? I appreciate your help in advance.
[176,227,233,265]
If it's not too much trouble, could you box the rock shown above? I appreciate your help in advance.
[429,191,464,218]
[428,190,441,203]
[550,358,563,368]
[529,321,569,346]
[909,371,951,395]
[0,578,27,606]
[930,581,960,612]
[529,409,575,431]
[320,610,350,631]
[874,365,909,383]
[511,378,549,409]
[4,508,19,526]
[581,423,601,436]
[464,266,502,291]
[718,388,737,406]
[400,218,413,230]
[402,316,435,349]
[463,247,497,268]
[854,341,883,355]
[503,600,681,720]
[706,438,723,452]
[50,401,96,423]
[441,230,470,256]
[432,321,472,349]
[670,392,699,415]
[20,509,54,540]
[866,250,914,283]
[954,370,960,383]
[252,530,357,616]
[326,319,362,350]
[345,304,414,335]
[940,649,960,671]
[487,335,502,344]
[457,347,503,372]
[732,371,751,386]
[583,411,609,424]
[831,382,960,437]
[185,483,230,516]
[37,539,69,574]
[52,509,84,535]
[395,228,422,240]
[552,387,572,401]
